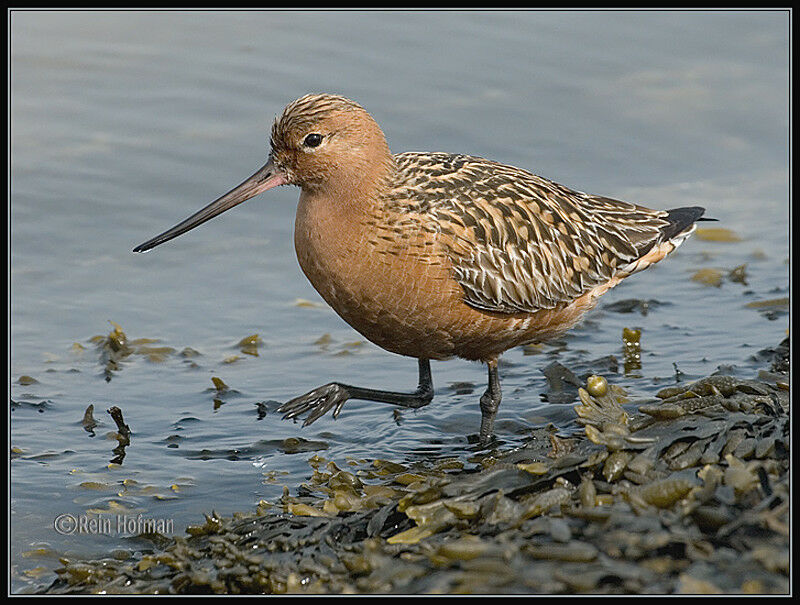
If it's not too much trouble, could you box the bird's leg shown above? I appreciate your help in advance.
[478,358,502,444]
[278,358,434,426]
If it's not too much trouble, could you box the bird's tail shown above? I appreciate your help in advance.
[617,206,710,279]
[661,206,710,242]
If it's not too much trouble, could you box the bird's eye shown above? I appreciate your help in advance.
[303,133,323,148]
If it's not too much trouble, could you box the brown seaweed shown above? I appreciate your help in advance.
[40,337,790,595]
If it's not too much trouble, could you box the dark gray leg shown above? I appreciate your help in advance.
[278,358,434,426]
[479,358,502,443]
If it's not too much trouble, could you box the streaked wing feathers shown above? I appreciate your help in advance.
[390,153,673,313]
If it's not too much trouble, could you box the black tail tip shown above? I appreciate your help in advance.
[666,206,706,223]
[663,206,713,240]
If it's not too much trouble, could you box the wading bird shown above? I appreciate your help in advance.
[134,94,706,443]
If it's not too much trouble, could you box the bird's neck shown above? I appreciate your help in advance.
[293,151,396,313]
[301,146,396,218]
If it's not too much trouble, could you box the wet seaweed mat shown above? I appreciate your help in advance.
[41,338,789,595]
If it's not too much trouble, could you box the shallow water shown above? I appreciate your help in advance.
[10,10,789,592]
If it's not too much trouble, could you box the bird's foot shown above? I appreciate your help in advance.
[478,393,497,445]
[278,383,351,426]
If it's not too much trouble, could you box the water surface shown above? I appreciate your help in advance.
[10,10,789,592]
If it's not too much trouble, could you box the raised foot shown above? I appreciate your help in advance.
[277,382,351,426]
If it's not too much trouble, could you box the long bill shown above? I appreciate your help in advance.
[133,158,287,253]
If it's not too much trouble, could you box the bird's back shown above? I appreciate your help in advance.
[384,152,703,315]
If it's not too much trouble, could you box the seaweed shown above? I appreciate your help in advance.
[40,337,790,595]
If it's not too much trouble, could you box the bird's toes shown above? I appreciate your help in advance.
[303,385,350,426]
[278,383,350,425]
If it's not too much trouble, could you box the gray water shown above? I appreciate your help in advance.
[10,10,789,592]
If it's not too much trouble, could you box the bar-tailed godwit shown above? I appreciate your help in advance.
[135,93,706,443]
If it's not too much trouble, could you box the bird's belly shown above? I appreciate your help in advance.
[294,221,460,359]
[292,206,604,362]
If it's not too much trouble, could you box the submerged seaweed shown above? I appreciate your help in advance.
[89,321,178,381]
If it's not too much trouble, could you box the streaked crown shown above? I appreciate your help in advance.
[268,93,392,190]
[270,94,364,155]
